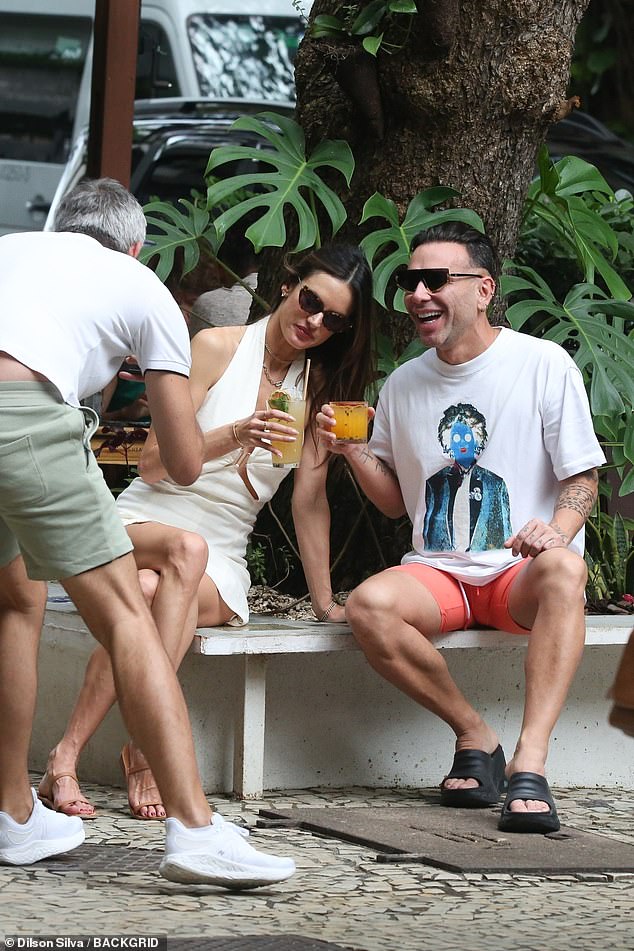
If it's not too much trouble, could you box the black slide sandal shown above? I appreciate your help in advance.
[498,771,560,833]
[440,745,507,808]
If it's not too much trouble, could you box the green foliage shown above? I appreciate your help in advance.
[246,540,268,586]
[139,199,220,282]
[205,112,354,252]
[373,331,423,397]
[246,536,294,587]
[360,189,485,310]
[503,270,634,420]
[507,147,634,601]
[570,3,631,140]
[524,148,630,299]
[312,0,417,56]
[585,509,634,601]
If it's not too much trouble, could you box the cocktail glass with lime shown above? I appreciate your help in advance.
[266,388,305,468]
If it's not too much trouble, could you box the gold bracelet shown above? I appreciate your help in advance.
[232,421,246,448]
[318,599,337,622]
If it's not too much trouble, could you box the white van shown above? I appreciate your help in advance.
[0,0,309,234]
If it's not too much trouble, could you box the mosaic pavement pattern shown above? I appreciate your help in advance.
[0,781,632,951]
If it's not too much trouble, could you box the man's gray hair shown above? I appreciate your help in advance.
[53,177,147,253]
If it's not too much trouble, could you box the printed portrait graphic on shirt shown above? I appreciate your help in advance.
[423,402,512,552]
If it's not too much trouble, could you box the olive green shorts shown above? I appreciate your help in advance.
[0,383,133,580]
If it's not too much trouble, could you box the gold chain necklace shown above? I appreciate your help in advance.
[262,362,286,388]
[263,340,291,388]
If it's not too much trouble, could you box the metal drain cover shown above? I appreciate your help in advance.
[258,806,634,874]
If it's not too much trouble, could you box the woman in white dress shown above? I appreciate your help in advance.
[38,243,375,819]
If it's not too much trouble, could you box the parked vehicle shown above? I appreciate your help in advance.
[0,0,309,234]
[45,97,295,230]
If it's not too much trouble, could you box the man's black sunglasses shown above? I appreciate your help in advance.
[395,267,485,293]
[298,285,351,333]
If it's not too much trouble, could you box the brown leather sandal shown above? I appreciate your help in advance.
[119,745,166,820]
[37,770,97,819]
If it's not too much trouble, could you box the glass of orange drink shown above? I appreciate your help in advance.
[330,401,368,444]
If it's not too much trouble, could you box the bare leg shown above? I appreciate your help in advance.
[122,563,234,818]
[57,552,212,825]
[41,523,231,818]
[345,570,500,785]
[0,555,47,822]
[505,549,587,812]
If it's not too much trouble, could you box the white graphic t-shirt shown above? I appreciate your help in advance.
[370,328,605,585]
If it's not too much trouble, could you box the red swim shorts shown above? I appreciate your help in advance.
[388,560,531,635]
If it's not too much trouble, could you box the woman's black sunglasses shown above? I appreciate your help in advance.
[298,285,351,333]
[395,267,485,293]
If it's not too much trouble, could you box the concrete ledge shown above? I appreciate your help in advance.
[192,614,632,655]
[33,586,633,795]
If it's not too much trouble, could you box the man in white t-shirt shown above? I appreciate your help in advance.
[318,222,605,833]
[0,178,295,887]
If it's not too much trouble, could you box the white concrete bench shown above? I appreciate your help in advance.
[41,585,632,798]
[193,616,632,797]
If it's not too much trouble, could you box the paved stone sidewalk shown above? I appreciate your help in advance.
[0,781,632,951]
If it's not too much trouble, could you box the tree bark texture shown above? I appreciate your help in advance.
[294,0,590,270]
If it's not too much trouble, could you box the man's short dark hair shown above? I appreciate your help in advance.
[410,222,499,280]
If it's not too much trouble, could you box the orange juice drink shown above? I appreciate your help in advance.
[267,389,306,468]
[330,401,368,444]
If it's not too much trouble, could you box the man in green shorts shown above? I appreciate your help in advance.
[0,178,296,888]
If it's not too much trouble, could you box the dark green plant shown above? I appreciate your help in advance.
[522,147,630,299]
[205,112,354,253]
[372,332,423,397]
[139,198,220,283]
[246,540,269,586]
[504,150,634,513]
[246,532,295,588]
[585,509,634,601]
[311,0,417,56]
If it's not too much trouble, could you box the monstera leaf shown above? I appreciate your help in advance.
[205,112,354,252]
[525,149,630,300]
[503,266,634,426]
[360,189,485,309]
[139,199,220,282]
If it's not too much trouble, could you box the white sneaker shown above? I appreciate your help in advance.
[0,788,85,865]
[159,812,296,889]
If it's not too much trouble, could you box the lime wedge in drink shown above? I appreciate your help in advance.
[268,389,290,413]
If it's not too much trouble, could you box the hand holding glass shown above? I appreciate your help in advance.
[266,388,305,468]
[330,401,368,444]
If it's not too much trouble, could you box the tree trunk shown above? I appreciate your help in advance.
[293,0,590,306]
[253,0,593,594]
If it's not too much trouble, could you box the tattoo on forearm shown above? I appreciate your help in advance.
[359,448,392,476]
[555,472,597,522]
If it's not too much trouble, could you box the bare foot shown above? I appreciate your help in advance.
[441,723,501,791]
[120,744,166,820]
[38,768,96,819]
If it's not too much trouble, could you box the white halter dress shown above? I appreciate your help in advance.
[116,316,305,624]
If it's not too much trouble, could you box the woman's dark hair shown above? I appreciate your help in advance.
[270,243,375,431]
[410,222,500,280]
